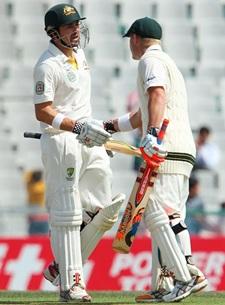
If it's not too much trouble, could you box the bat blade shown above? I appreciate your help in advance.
[112,161,159,253]
[112,119,169,253]
[23,131,143,157]
[104,139,142,158]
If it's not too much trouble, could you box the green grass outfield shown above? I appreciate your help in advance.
[0,291,225,305]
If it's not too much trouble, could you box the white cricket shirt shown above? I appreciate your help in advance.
[33,42,92,131]
[137,44,196,176]
[137,44,167,133]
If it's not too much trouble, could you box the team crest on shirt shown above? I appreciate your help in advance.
[35,81,44,95]
[66,167,75,181]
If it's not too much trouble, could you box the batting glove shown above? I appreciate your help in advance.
[74,119,111,147]
[103,120,117,134]
[141,128,167,160]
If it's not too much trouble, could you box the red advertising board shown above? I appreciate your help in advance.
[0,236,224,291]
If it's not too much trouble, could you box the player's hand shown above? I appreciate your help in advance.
[141,133,167,160]
[76,120,111,147]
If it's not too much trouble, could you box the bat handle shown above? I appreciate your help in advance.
[157,119,169,144]
[140,118,169,164]
[24,132,42,139]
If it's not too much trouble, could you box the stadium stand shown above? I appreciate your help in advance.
[117,0,152,29]
[153,0,190,22]
[189,0,224,23]
[0,0,225,235]
[196,21,225,45]
[197,40,225,80]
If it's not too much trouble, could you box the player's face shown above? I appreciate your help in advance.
[129,34,140,60]
[59,21,80,48]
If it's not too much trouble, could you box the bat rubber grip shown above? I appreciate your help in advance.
[140,118,169,164]
[157,119,169,144]
[24,132,42,139]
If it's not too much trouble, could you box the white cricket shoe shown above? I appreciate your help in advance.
[162,274,208,303]
[187,263,208,293]
[162,278,194,302]
[191,275,208,293]
[60,284,91,302]
[43,261,60,286]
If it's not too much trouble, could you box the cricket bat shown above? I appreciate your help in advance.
[112,119,169,254]
[104,140,142,158]
[24,131,142,157]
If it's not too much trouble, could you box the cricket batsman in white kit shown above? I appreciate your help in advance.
[33,3,125,302]
[103,17,207,302]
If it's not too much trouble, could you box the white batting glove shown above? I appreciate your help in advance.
[141,133,167,160]
[76,119,111,147]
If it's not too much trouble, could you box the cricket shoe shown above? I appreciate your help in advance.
[162,276,199,303]
[60,284,91,302]
[135,288,170,303]
[43,261,60,286]
[43,209,96,287]
[187,263,208,293]
[190,275,208,293]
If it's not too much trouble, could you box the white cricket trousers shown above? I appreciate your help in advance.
[40,132,112,213]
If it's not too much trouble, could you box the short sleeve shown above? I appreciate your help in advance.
[33,63,56,104]
[139,57,167,93]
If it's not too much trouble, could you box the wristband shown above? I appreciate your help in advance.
[118,113,133,131]
[52,113,65,129]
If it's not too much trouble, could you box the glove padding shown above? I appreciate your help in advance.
[141,133,167,160]
[77,120,111,147]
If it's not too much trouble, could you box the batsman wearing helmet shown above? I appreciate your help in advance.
[33,3,125,302]
[104,17,207,302]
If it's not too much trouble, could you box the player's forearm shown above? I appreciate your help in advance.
[113,111,141,131]
[35,103,75,132]
[104,109,141,133]
[129,109,142,129]
[147,87,166,130]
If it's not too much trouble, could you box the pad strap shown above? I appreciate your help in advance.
[171,221,187,235]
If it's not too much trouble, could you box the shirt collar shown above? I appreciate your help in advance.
[48,42,70,63]
[147,44,162,52]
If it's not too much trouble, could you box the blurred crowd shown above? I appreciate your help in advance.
[24,169,49,236]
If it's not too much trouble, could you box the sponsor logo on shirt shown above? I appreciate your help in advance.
[67,71,78,82]
[146,75,156,83]
[65,63,78,82]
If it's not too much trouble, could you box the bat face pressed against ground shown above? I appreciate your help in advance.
[112,119,169,254]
